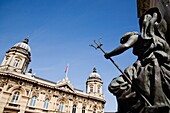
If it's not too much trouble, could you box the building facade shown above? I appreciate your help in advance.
[0,39,105,113]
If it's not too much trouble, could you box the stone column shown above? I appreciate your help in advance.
[19,95,29,113]
[0,91,11,112]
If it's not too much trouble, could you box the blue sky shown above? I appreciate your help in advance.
[0,0,139,112]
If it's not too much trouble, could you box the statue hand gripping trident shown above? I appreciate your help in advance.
[90,38,152,107]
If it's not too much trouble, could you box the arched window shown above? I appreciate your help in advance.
[13,59,20,67]
[82,106,85,113]
[58,102,64,113]
[72,105,76,113]
[93,109,96,113]
[98,86,100,93]
[90,86,93,93]
[11,91,20,103]
[43,98,49,109]
[30,96,36,106]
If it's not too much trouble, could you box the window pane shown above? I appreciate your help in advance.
[30,96,36,106]
[72,105,76,113]
[82,107,85,113]
[90,87,93,92]
[11,92,20,103]
[93,109,96,113]
[58,102,63,112]
[43,99,49,109]
[13,59,20,67]
[98,87,100,93]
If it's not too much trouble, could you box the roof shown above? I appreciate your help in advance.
[13,38,31,53]
[88,67,101,80]
[0,70,105,103]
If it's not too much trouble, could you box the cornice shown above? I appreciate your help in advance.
[7,47,31,61]
[0,71,105,103]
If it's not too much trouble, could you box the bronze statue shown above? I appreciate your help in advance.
[104,7,170,113]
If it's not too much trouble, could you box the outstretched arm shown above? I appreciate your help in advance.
[104,34,138,59]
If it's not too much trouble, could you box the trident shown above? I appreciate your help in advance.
[90,39,152,106]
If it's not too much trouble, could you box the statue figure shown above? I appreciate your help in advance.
[104,7,170,113]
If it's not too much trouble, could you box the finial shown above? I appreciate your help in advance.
[23,38,29,44]
[93,67,97,73]
[28,68,32,73]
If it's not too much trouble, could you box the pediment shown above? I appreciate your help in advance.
[56,82,75,93]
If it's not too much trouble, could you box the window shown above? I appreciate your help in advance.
[82,106,85,113]
[98,86,100,93]
[93,109,96,113]
[43,98,49,109]
[13,59,20,67]
[30,96,36,106]
[90,86,93,93]
[11,91,20,103]
[72,105,76,113]
[58,102,64,113]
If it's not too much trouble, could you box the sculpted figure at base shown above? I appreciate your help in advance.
[105,8,170,113]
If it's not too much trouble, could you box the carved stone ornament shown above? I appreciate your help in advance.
[1,77,8,82]
[7,84,13,91]
[0,82,4,87]
[45,94,51,100]
[32,91,39,97]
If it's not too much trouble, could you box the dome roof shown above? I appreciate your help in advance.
[88,67,101,79]
[13,38,31,52]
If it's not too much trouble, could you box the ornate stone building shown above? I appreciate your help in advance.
[0,39,105,113]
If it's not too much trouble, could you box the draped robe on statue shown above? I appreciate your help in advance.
[107,8,170,113]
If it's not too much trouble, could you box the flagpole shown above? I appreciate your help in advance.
[65,64,69,81]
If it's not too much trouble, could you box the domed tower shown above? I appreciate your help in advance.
[0,38,31,74]
[86,67,103,97]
